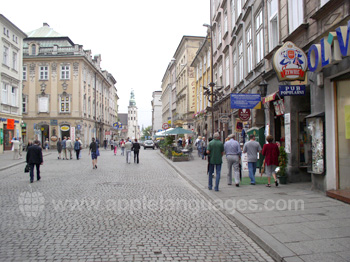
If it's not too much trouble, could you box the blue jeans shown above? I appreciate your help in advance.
[248,162,257,184]
[208,164,222,191]
[197,147,202,157]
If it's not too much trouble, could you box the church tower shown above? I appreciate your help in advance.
[127,89,139,139]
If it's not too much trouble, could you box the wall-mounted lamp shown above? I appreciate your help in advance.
[258,80,268,97]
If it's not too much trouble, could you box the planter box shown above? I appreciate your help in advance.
[172,156,189,162]
[278,175,288,184]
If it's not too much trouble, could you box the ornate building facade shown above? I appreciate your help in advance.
[22,23,118,147]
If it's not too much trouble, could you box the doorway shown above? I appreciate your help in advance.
[3,124,14,151]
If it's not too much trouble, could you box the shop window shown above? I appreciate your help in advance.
[306,116,324,174]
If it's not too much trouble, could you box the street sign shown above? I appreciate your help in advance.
[162,123,169,129]
[238,109,251,121]
[279,85,306,96]
[77,125,81,130]
[231,94,261,109]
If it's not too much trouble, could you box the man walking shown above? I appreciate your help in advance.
[132,139,141,164]
[224,134,242,187]
[61,136,67,160]
[66,137,73,159]
[26,140,43,183]
[243,134,262,185]
[124,139,132,164]
[206,132,225,191]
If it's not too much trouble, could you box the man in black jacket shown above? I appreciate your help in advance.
[26,140,43,183]
[132,139,141,164]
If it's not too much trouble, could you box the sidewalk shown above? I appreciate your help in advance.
[161,151,350,262]
[0,149,51,171]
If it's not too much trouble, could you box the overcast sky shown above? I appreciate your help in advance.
[3,0,210,129]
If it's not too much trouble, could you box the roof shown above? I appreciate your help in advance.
[26,23,63,38]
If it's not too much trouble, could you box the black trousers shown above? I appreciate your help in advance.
[134,150,139,163]
[75,149,80,159]
[29,163,41,181]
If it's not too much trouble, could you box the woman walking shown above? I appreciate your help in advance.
[113,140,117,155]
[56,138,62,159]
[74,138,81,160]
[262,135,280,187]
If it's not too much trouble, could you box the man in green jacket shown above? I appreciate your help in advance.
[207,132,225,191]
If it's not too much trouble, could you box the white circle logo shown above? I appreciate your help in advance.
[18,190,45,217]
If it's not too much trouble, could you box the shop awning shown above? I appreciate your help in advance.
[262,92,278,104]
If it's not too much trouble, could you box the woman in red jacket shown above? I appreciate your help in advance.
[262,135,280,187]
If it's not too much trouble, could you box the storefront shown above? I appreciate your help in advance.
[307,19,350,200]
[0,118,22,153]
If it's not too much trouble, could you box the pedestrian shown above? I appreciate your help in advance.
[196,136,202,157]
[18,137,23,159]
[120,139,125,156]
[262,135,280,187]
[206,132,225,191]
[57,138,62,159]
[201,136,207,160]
[103,138,107,150]
[89,137,98,169]
[78,137,82,159]
[74,138,81,160]
[61,136,67,160]
[132,139,141,164]
[44,138,49,151]
[125,139,132,164]
[204,137,213,176]
[26,140,33,152]
[110,139,114,150]
[66,137,73,159]
[243,134,262,185]
[11,137,20,159]
[224,134,242,187]
[113,140,117,155]
[26,140,43,183]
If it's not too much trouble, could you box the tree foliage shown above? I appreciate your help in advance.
[142,126,152,140]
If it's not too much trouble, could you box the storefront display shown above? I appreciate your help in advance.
[298,113,310,168]
[307,116,324,174]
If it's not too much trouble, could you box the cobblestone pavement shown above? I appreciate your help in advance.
[0,149,274,261]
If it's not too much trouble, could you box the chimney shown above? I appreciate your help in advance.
[43,23,50,27]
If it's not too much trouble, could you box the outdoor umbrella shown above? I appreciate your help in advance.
[163,127,193,135]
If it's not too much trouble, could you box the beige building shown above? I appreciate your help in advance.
[171,36,205,129]
[22,23,118,147]
[0,14,26,153]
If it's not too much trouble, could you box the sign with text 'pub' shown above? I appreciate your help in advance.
[273,42,308,82]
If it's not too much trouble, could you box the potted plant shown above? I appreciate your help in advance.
[277,146,288,184]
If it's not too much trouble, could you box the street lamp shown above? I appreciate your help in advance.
[203,23,224,137]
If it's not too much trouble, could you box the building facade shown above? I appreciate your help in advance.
[0,15,26,153]
[151,90,162,137]
[22,23,118,148]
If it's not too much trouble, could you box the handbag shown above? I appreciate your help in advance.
[96,148,100,156]
[24,164,30,173]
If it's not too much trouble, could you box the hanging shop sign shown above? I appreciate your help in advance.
[273,100,285,116]
[238,109,251,121]
[273,41,308,81]
[61,125,70,132]
[50,135,58,142]
[235,120,243,132]
[279,85,306,96]
[262,92,278,104]
[219,114,230,123]
[308,20,350,72]
[231,94,261,109]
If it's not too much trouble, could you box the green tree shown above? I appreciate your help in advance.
[142,126,152,140]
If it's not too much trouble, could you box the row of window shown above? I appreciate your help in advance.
[3,27,18,43]
[2,46,18,70]
[22,65,70,81]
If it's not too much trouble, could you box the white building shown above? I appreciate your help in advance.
[0,14,26,153]
[151,91,162,137]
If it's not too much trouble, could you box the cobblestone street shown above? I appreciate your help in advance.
[0,149,273,261]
